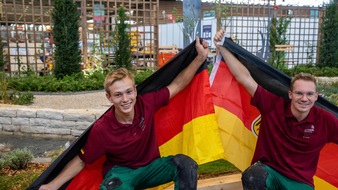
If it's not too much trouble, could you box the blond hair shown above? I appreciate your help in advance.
[104,68,135,96]
[290,72,317,91]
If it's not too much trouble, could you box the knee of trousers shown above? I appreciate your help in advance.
[241,163,268,189]
[171,154,198,189]
[100,176,122,190]
[171,154,198,173]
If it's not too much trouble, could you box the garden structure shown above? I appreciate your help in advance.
[0,0,329,74]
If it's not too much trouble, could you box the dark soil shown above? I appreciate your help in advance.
[0,134,74,157]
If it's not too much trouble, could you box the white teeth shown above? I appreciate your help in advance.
[121,103,131,109]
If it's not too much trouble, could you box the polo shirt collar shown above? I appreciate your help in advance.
[109,100,141,129]
[285,103,316,123]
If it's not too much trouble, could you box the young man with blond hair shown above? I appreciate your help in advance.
[39,36,209,190]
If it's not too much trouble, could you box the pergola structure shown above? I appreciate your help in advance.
[0,0,327,74]
[0,0,160,74]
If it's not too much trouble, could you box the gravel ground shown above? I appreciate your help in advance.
[27,90,112,110]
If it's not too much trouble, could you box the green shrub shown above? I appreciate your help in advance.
[283,65,338,77]
[6,69,153,93]
[0,158,5,170]
[52,0,82,79]
[318,0,338,68]
[0,72,9,103]
[0,40,6,72]
[318,81,338,105]
[269,17,292,70]
[7,72,106,92]
[327,94,338,105]
[9,91,35,105]
[112,6,132,69]
[133,69,154,85]
[2,148,34,170]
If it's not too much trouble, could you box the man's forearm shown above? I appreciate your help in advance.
[218,46,257,97]
[40,155,85,190]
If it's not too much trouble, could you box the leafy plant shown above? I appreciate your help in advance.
[0,159,4,170]
[269,17,292,70]
[112,6,132,70]
[319,0,338,68]
[210,0,228,30]
[86,36,109,76]
[0,171,41,190]
[285,65,338,77]
[1,148,34,170]
[52,0,82,79]
[0,72,9,103]
[305,42,316,66]
[9,91,35,105]
[0,39,6,71]
[173,2,201,45]
[7,72,106,92]
[132,69,154,84]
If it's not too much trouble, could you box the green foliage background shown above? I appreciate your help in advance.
[112,6,132,69]
[52,0,82,79]
[319,1,338,68]
[269,17,292,70]
[0,40,6,71]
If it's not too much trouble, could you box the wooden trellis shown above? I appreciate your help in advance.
[0,0,159,75]
[0,0,327,75]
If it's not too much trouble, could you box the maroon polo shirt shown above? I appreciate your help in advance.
[251,85,338,187]
[79,87,169,176]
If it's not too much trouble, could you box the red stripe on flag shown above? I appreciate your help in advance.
[155,69,214,146]
[211,57,338,188]
[315,143,338,188]
[66,155,105,190]
[211,60,259,131]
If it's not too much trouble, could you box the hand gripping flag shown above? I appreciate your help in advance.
[28,40,224,190]
[210,37,338,189]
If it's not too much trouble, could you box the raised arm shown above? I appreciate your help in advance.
[213,29,258,97]
[167,36,209,99]
[39,155,85,190]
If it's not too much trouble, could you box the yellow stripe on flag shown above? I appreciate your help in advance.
[214,105,257,171]
[158,113,224,165]
[314,176,338,190]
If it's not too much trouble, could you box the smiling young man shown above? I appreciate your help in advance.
[38,36,209,190]
[214,29,338,190]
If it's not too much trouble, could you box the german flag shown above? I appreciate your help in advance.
[28,40,224,190]
[210,37,338,189]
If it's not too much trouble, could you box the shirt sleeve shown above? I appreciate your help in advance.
[251,85,283,114]
[78,120,106,164]
[142,87,170,111]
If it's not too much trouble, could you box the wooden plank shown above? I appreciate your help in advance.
[275,44,294,51]
[164,173,242,190]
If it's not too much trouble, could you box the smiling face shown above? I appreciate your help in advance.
[288,79,318,120]
[106,77,137,116]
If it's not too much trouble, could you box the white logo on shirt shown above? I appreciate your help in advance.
[303,125,315,138]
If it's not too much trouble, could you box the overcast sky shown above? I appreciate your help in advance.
[276,0,330,6]
[202,0,331,6]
